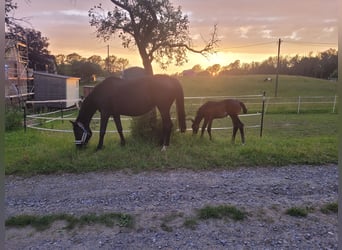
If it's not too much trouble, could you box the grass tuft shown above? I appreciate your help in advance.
[320,202,338,214]
[285,207,309,217]
[183,218,198,230]
[198,205,246,221]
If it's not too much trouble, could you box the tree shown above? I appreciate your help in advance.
[87,55,103,65]
[56,54,66,65]
[89,0,218,75]
[5,0,17,28]
[206,64,221,76]
[192,64,202,73]
[7,26,56,72]
[6,1,56,72]
[66,53,83,64]
[25,28,56,72]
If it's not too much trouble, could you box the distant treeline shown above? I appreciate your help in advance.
[188,48,338,79]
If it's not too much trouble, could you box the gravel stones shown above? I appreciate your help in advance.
[5,165,338,249]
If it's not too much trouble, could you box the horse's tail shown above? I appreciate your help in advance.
[239,101,247,114]
[175,80,187,133]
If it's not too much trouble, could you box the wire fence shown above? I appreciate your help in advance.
[23,94,266,135]
[263,95,338,114]
[23,94,338,135]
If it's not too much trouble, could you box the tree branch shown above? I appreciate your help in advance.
[163,24,219,56]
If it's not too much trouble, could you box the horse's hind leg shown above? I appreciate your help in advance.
[230,115,239,144]
[238,118,245,144]
[159,109,173,150]
[231,115,245,144]
[113,115,125,146]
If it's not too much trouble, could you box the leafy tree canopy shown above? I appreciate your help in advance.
[89,0,218,75]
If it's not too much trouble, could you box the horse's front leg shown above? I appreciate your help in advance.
[113,115,125,146]
[160,111,173,151]
[201,118,209,137]
[97,114,109,150]
[207,119,213,140]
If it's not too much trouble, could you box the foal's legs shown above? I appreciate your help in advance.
[201,118,209,137]
[113,115,125,146]
[230,115,245,144]
[239,118,245,144]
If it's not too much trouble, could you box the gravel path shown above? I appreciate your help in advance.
[5,165,338,249]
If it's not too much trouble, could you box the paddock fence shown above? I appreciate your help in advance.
[23,94,266,135]
[23,93,338,136]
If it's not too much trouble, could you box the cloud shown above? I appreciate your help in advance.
[59,10,89,17]
[236,26,252,38]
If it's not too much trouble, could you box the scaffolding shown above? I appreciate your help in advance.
[5,38,34,105]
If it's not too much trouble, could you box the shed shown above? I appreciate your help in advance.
[34,72,80,108]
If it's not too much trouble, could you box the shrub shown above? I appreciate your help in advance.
[5,108,23,131]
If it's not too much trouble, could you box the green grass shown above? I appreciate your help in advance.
[320,202,338,214]
[5,75,338,175]
[197,205,246,221]
[5,113,337,175]
[285,207,311,217]
[6,202,337,231]
[180,75,337,97]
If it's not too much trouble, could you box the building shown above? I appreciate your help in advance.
[34,72,80,108]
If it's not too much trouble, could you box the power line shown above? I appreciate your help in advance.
[283,40,337,46]
[220,41,276,51]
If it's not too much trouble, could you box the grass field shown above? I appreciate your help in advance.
[5,75,338,175]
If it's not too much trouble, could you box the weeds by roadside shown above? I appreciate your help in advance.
[6,202,337,232]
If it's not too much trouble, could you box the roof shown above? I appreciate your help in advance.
[33,71,80,80]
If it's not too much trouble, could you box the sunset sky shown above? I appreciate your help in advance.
[12,0,338,74]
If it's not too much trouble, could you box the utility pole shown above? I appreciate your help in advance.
[107,44,110,73]
[274,38,281,97]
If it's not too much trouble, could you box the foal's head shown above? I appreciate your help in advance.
[190,118,200,135]
[70,121,92,148]
[191,123,199,135]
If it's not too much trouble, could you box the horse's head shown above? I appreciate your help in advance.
[70,121,92,148]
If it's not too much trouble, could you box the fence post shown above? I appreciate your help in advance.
[23,102,27,132]
[333,95,337,113]
[260,91,266,138]
[297,96,301,114]
[60,102,64,123]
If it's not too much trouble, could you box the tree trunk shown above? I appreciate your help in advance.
[140,55,157,141]
[123,53,158,143]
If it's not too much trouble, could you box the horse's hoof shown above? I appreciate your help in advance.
[161,145,168,152]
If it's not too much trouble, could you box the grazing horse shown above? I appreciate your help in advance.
[191,99,247,144]
[71,75,186,150]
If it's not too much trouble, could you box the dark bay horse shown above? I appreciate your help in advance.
[191,99,247,144]
[71,75,186,150]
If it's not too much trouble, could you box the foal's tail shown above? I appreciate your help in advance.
[174,80,187,133]
[239,101,247,114]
